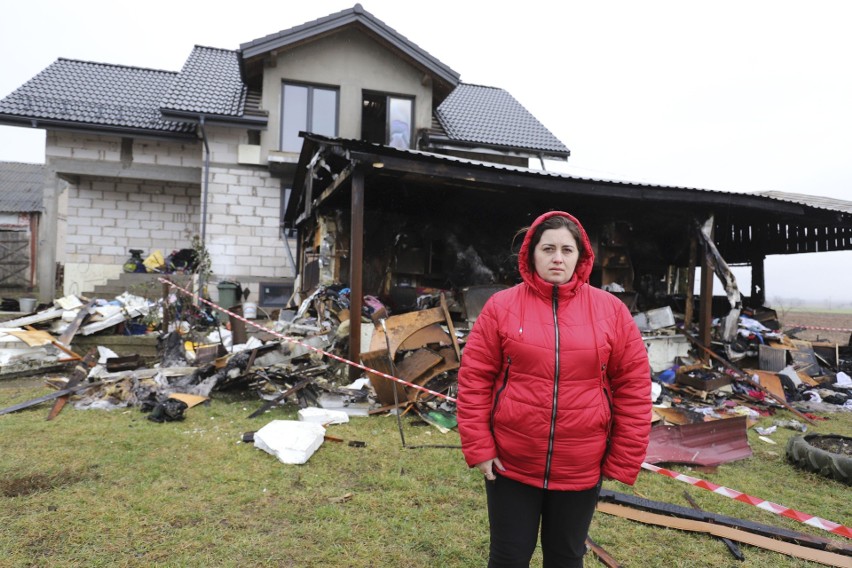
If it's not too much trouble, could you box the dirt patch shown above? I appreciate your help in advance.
[1,467,100,497]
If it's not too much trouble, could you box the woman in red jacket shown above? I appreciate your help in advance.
[457,211,651,567]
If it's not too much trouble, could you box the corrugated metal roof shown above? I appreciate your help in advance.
[160,46,248,117]
[0,59,195,134]
[302,133,852,219]
[754,190,852,215]
[0,162,44,212]
[435,83,569,156]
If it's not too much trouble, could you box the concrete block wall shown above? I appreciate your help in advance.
[47,129,296,301]
[47,132,201,167]
[65,177,200,265]
[204,126,297,301]
[205,164,295,280]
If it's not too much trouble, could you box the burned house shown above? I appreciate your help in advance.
[0,2,850,366]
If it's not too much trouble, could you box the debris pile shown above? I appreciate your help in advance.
[2,286,850,431]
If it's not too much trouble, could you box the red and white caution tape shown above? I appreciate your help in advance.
[786,324,852,333]
[158,278,456,402]
[642,462,852,539]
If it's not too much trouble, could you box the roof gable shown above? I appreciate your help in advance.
[161,46,247,118]
[435,84,569,157]
[0,162,44,212]
[239,4,459,88]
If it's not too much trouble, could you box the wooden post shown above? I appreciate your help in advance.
[348,168,365,381]
[751,254,765,307]
[698,241,715,359]
[684,235,697,329]
[161,278,171,334]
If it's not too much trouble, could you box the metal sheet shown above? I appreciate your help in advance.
[644,415,752,466]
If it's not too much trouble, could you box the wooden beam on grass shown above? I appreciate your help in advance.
[596,502,850,567]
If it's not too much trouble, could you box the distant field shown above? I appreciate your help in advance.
[778,308,852,345]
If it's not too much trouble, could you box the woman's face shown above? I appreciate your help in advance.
[533,227,580,285]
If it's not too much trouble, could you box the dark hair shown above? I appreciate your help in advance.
[521,215,585,273]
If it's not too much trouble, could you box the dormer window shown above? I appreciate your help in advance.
[361,92,413,150]
[281,82,338,152]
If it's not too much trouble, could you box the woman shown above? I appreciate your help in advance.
[457,211,651,567]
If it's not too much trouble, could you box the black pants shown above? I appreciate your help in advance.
[485,474,601,568]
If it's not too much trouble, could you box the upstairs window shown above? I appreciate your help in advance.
[281,82,338,152]
[362,92,413,150]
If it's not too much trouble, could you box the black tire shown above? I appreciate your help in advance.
[785,434,852,485]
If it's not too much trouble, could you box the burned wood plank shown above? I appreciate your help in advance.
[585,536,621,567]
[105,354,144,373]
[0,380,105,416]
[247,376,315,419]
[46,348,99,421]
[789,339,822,377]
[596,502,850,567]
[598,490,851,554]
[57,300,95,347]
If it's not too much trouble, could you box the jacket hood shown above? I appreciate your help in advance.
[518,211,596,296]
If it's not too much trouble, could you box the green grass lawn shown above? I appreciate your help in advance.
[1,381,849,567]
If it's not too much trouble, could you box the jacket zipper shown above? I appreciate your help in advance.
[600,365,614,467]
[543,285,560,488]
[490,357,512,435]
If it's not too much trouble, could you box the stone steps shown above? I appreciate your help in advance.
[84,272,194,301]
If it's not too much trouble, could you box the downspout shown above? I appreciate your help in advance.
[199,116,210,295]
[30,213,39,288]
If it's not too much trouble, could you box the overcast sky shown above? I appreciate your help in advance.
[1,0,850,304]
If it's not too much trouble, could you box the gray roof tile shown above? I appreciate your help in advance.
[161,46,247,117]
[436,84,569,156]
[0,162,44,212]
[0,59,194,134]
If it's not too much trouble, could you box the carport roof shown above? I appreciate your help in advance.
[288,133,852,262]
[0,162,44,212]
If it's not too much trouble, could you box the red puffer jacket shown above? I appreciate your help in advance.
[457,211,651,490]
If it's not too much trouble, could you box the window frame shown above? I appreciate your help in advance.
[361,90,415,150]
[280,81,340,152]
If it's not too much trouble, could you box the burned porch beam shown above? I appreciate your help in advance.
[348,167,365,380]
